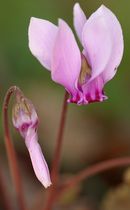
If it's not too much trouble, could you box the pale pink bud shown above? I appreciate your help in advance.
[12,95,51,188]
[12,96,38,138]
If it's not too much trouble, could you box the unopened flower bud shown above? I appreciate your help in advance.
[12,94,51,188]
[12,96,38,139]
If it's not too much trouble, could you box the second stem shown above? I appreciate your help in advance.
[44,91,69,210]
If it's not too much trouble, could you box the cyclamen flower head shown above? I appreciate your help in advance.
[12,94,51,188]
[28,3,124,105]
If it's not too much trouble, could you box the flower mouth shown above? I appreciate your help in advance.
[78,54,91,86]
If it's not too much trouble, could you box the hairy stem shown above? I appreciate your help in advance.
[44,91,69,210]
[3,86,27,210]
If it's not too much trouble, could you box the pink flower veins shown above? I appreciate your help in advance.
[28,3,124,105]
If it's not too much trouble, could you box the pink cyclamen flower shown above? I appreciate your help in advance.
[12,95,51,188]
[28,3,124,105]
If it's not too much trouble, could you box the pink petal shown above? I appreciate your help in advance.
[51,19,81,96]
[82,5,113,82]
[73,3,87,42]
[28,17,58,71]
[99,5,124,83]
[78,5,124,104]
[25,130,51,188]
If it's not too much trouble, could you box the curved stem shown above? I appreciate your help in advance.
[44,91,69,210]
[60,156,130,194]
[3,86,27,210]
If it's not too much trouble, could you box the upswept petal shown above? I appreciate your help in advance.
[28,17,58,71]
[51,19,81,96]
[82,5,113,82]
[99,5,124,83]
[73,3,87,42]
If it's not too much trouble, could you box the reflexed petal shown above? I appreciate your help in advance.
[25,130,51,188]
[51,19,81,96]
[28,17,58,70]
[73,3,87,42]
[82,5,113,81]
[99,5,124,82]
[79,5,124,104]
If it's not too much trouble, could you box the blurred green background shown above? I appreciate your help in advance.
[0,0,130,209]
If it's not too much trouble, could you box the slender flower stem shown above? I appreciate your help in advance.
[59,156,130,195]
[44,91,69,210]
[51,91,69,182]
[3,86,27,210]
[0,163,13,210]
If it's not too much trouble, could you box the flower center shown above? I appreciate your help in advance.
[78,54,91,85]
